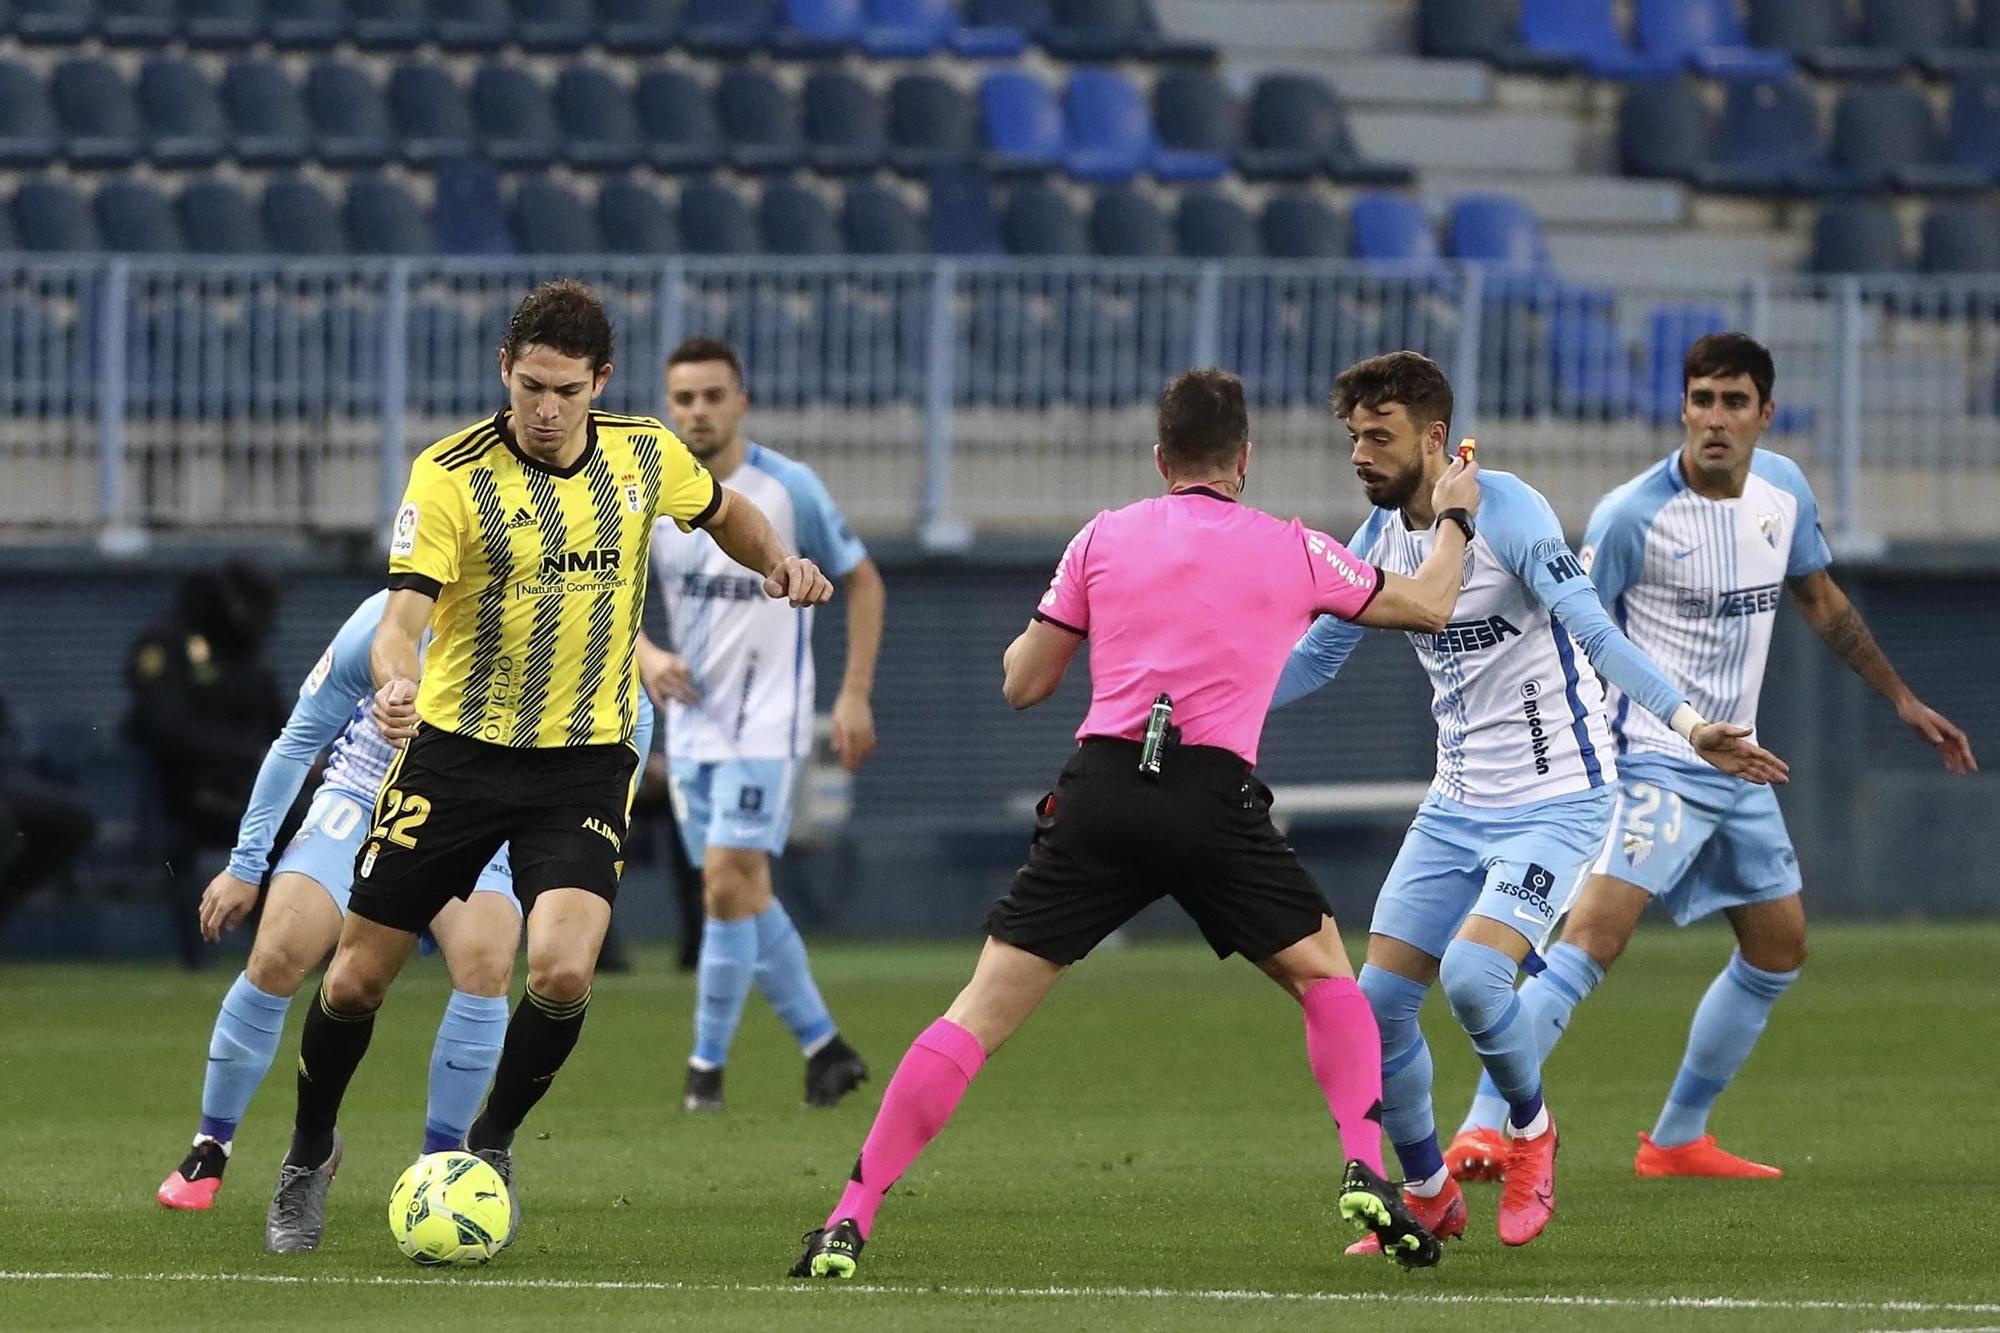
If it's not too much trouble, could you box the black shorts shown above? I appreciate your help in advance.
[985,737,1330,965]
[348,723,638,935]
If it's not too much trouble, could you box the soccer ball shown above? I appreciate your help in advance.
[387,1151,511,1267]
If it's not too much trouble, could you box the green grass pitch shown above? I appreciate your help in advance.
[3,922,1997,1330]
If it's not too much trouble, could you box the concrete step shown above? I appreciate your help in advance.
[1219,53,1490,106]
[1156,0,1415,55]
[1547,226,1810,279]
[1351,108,1586,173]
[1421,171,1688,227]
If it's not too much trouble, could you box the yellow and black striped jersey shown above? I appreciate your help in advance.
[388,408,720,749]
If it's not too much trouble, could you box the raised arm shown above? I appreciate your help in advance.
[1350,456,1482,633]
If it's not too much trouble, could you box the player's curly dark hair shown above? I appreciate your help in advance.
[1683,332,1775,406]
[1331,351,1454,434]
[1156,368,1249,472]
[502,279,615,371]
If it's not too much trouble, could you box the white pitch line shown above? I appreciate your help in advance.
[2,1270,1999,1316]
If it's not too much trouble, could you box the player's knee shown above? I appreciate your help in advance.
[243,942,309,998]
[1743,933,1807,974]
[320,961,388,1013]
[701,856,769,921]
[527,958,593,1004]
[1358,964,1423,1045]
[1438,939,1513,1033]
[1560,920,1629,972]
[447,945,513,998]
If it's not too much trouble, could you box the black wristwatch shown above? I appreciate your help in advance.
[1435,507,1476,542]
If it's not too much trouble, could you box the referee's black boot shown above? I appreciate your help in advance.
[1339,1159,1442,1268]
[804,1035,869,1108]
[790,1218,863,1279]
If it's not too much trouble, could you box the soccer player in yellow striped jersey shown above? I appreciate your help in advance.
[265,281,833,1257]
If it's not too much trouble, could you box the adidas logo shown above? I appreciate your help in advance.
[506,506,535,529]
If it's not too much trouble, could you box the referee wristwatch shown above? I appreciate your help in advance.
[1435,507,1475,542]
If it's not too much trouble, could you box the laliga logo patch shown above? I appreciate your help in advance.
[1623,831,1654,867]
[391,502,420,558]
[360,841,380,878]
[621,472,643,514]
[1758,512,1782,548]
[304,645,334,695]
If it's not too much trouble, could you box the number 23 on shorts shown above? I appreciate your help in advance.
[371,788,432,849]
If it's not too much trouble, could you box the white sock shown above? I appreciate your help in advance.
[192,1135,231,1157]
[1508,1105,1550,1140]
[687,1056,721,1073]
[801,1031,836,1059]
[1404,1165,1449,1198]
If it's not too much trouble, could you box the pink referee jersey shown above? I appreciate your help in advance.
[1034,487,1383,767]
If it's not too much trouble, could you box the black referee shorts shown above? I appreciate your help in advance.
[985,737,1331,966]
[348,723,638,935]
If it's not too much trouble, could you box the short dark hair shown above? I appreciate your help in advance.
[666,335,744,387]
[1683,332,1774,406]
[502,279,614,371]
[1331,351,1453,435]
[1157,368,1249,472]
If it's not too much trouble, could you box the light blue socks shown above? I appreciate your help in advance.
[752,902,837,1055]
[424,990,508,1154]
[198,973,292,1143]
[1440,938,1543,1129]
[1459,941,1604,1135]
[692,916,759,1068]
[1652,951,1797,1147]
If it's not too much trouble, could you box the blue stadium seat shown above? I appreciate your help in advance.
[433,0,512,50]
[306,61,393,167]
[925,165,1003,254]
[980,70,1064,174]
[352,0,430,49]
[54,59,143,168]
[841,179,924,253]
[1240,73,1410,185]
[1419,0,1519,62]
[96,178,183,253]
[1151,69,1235,181]
[597,177,679,253]
[99,0,176,46]
[1064,69,1153,183]
[1261,190,1344,259]
[556,67,642,170]
[1518,0,1678,79]
[223,59,311,167]
[1922,201,2000,272]
[179,178,265,252]
[346,173,433,253]
[512,178,603,254]
[1859,0,1985,76]
[1834,85,1986,192]
[1635,0,1793,80]
[263,174,347,254]
[432,157,513,254]
[390,65,476,165]
[1350,192,1438,264]
[600,0,685,53]
[775,0,864,57]
[1695,76,1839,193]
[14,0,94,44]
[1811,199,1907,273]
[1619,79,1709,181]
[1949,74,2000,178]
[472,64,560,168]
[141,58,227,168]
[1747,0,1901,79]
[1174,189,1258,257]
[685,0,776,55]
[1090,185,1172,257]
[1043,0,1146,60]
[864,0,954,56]
[1448,194,1547,270]
[803,70,886,173]
[1644,303,1727,422]
[1977,0,2000,60]
[0,62,57,168]
[515,0,592,50]
[760,180,841,254]
[13,178,100,251]
[636,69,723,172]
[678,178,760,254]
[888,73,977,174]
[1002,181,1088,255]
[716,66,804,173]
[1549,311,1637,420]
[183,0,264,48]
[267,0,347,48]
[953,0,1046,58]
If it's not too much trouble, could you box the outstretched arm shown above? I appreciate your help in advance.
[701,486,834,608]
[1272,616,1365,709]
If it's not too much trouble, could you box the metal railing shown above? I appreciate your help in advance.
[4,256,1998,545]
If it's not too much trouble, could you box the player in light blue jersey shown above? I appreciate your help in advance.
[1272,353,1787,1251]
[1448,333,1975,1182]
[155,590,656,1211]
[639,337,884,1112]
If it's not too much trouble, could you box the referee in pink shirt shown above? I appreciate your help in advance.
[792,369,1483,1279]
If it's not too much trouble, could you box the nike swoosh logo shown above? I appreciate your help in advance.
[207,1055,228,1063]
[444,1060,482,1073]
[1672,546,1701,560]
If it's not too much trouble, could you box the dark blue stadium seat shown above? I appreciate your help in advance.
[678,178,760,254]
[1977,0,2000,58]
[1043,0,1145,60]
[1448,194,1547,270]
[352,0,429,49]
[183,0,264,47]
[760,180,841,254]
[96,178,183,253]
[307,61,393,167]
[1922,201,2000,272]
[600,0,685,53]
[141,58,227,168]
[223,59,311,167]
[1619,79,1709,181]
[864,0,954,56]
[1635,0,1793,80]
[179,178,265,252]
[472,64,560,168]
[1174,189,1258,257]
[390,65,476,165]
[635,69,723,172]
[13,178,100,251]
[433,0,512,50]
[1090,185,1172,257]
[1420,0,1519,62]
[1811,199,1907,273]
[597,177,679,253]
[267,0,347,48]
[980,70,1064,173]
[1549,311,1637,420]
[514,0,592,50]
[1859,0,1984,76]
[1644,303,1727,421]
[1950,74,2000,177]
[556,67,642,170]
[512,178,603,253]
[54,59,143,168]
[0,62,57,168]
[1064,69,1152,183]
[803,70,885,173]
[925,165,1002,254]
[15,0,94,44]
[1002,181,1088,255]
[775,0,863,57]
[1350,192,1438,264]
[1834,85,1986,192]
[716,66,804,173]
[1747,0,1901,78]
[1261,190,1344,259]
[1240,73,1411,185]
[263,175,347,254]
[432,157,513,254]
[841,179,924,253]
[953,0,1046,58]
[99,0,176,46]
[888,73,977,173]
[1519,0,1678,79]
[1695,76,1839,193]
[685,0,776,55]
[1151,69,1235,181]
[346,173,432,253]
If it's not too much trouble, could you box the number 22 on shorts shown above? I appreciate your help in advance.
[371,788,433,849]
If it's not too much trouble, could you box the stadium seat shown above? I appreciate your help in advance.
[1811,199,1908,273]
[1043,0,1146,60]
[1949,74,2000,178]
[1064,69,1153,183]
[267,0,347,48]
[98,0,176,46]
[96,178,183,253]
[1747,0,1901,78]
[1151,69,1235,182]
[183,0,264,48]
[864,0,955,56]
[599,0,685,51]
[432,157,513,254]
[1449,194,1547,270]
[179,178,265,252]
[1261,190,1345,259]
[140,58,227,169]
[1921,201,2000,272]
[14,0,94,44]
[1090,185,1173,257]
[222,59,312,168]
[1976,0,2000,60]
[1619,79,1710,181]
[1695,76,1840,194]
[1520,0,1676,78]
[433,0,512,50]
[804,69,886,173]
[1350,192,1438,264]
[953,0,1046,58]
[1002,181,1088,255]
[53,59,143,168]
[888,74,978,174]
[841,179,924,253]
[716,66,805,173]
[685,0,776,55]
[472,64,560,168]
[1549,311,1637,420]
[512,0,593,50]
[0,62,58,168]
[512,178,602,254]
[925,165,1003,254]
[1240,73,1411,185]
[1644,303,1728,421]
[1420,0,1519,62]
[636,69,724,172]
[306,61,393,168]
[1859,0,1983,76]
[351,0,429,49]
[263,175,347,254]
[775,0,864,57]
[1174,189,1258,257]
[346,173,433,253]
[597,177,679,253]
[556,68,643,171]
[760,179,842,254]
[1634,0,1793,80]
[13,178,100,251]
[1833,85,1986,193]
[679,178,760,254]
[390,65,476,165]
[980,70,1064,174]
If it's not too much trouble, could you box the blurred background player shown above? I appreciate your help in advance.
[1274,352,1788,1252]
[640,335,883,1112]
[1448,333,1977,1182]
